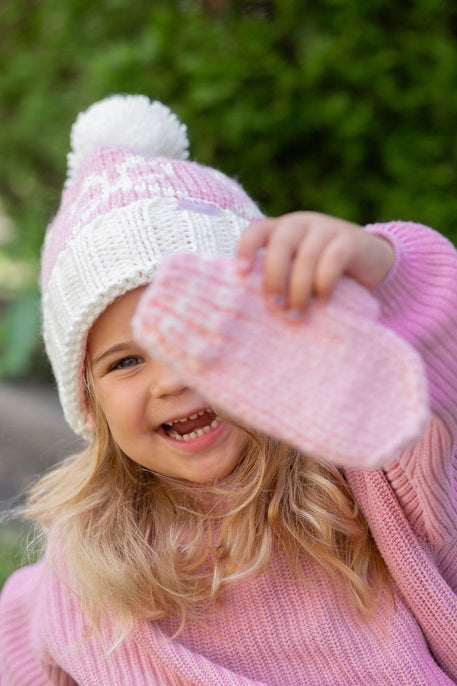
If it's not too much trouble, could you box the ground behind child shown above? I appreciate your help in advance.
[0,381,82,504]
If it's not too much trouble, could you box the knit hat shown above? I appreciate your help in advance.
[40,94,264,438]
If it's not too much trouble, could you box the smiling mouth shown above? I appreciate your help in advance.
[161,408,221,441]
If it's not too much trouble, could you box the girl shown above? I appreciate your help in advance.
[0,94,456,685]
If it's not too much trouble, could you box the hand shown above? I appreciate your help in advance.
[236,211,395,313]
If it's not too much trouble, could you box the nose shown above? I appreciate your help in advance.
[149,360,187,399]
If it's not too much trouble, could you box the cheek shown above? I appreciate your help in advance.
[96,384,143,438]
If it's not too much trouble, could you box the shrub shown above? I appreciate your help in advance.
[1,0,457,376]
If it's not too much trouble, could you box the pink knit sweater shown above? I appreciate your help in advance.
[0,221,456,685]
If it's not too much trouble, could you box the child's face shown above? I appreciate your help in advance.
[87,287,247,483]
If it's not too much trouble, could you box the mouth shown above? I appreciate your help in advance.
[161,408,221,442]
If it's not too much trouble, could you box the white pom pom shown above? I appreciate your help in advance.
[66,94,189,185]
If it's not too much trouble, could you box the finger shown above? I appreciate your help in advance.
[262,215,314,303]
[236,218,276,273]
[286,255,316,313]
[286,227,339,310]
[313,233,355,298]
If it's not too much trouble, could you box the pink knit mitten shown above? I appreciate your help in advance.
[132,254,429,469]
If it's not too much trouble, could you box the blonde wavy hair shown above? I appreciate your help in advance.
[22,365,390,643]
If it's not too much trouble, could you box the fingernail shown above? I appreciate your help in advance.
[288,308,303,321]
[236,257,252,273]
[271,294,285,308]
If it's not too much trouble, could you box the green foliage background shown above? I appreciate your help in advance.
[1,0,457,377]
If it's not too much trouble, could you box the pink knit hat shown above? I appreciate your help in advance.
[40,95,263,437]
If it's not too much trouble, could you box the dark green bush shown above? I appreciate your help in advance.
[1,0,457,377]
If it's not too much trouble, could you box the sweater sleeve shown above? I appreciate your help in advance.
[366,221,457,422]
[365,221,457,550]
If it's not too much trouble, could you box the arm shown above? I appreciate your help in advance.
[238,214,457,545]
[238,213,457,423]
[366,221,457,425]
[365,221,457,548]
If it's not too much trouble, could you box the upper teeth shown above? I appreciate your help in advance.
[163,409,221,441]
[164,409,208,427]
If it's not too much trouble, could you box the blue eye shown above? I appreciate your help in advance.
[111,356,143,371]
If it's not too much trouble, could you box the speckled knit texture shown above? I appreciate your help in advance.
[1,221,456,684]
[132,253,429,469]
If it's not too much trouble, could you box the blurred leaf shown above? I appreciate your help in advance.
[0,0,457,381]
[0,292,41,378]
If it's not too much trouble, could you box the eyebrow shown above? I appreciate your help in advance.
[91,342,134,368]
